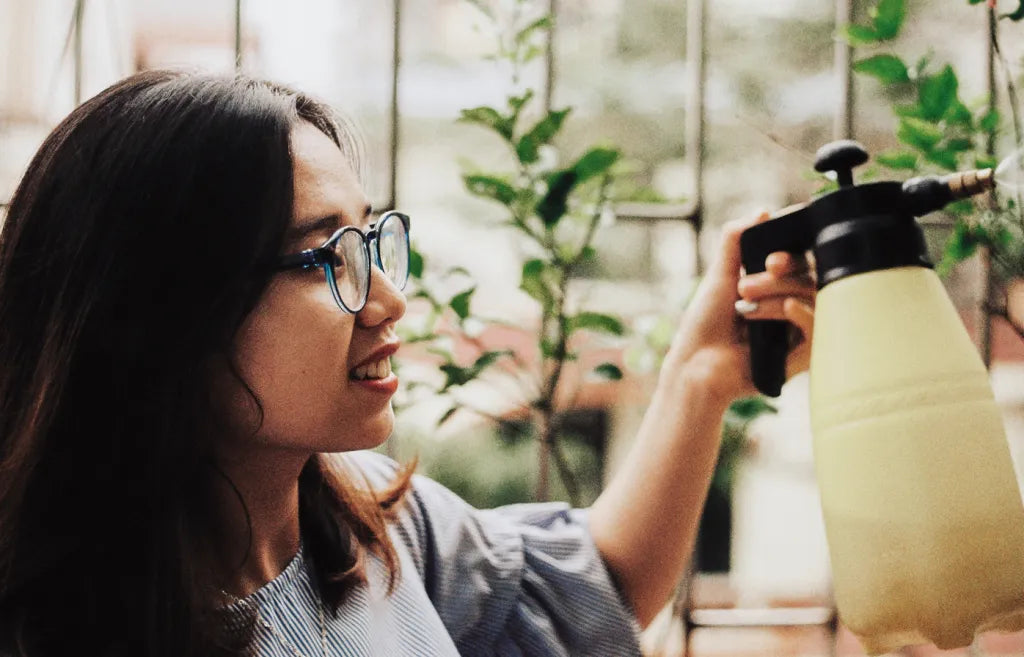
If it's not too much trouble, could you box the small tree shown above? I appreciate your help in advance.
[399,0,626,505]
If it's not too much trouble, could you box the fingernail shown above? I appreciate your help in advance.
[735,299,759,314]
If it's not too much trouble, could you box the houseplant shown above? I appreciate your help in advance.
[844,0,1024,335]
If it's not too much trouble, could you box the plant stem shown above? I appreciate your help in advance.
[570,175,613,267]
[533,175,614,504]
[536,255,580,502]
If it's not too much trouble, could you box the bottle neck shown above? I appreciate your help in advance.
[814,213,933,289]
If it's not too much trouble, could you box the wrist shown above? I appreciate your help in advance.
[659,348,740,416]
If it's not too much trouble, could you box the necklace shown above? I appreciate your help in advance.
[222,589,328,657]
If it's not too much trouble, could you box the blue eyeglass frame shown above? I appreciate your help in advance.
[275,211,411,314]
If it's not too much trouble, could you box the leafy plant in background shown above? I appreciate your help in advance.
[842,0,1024,295]
[399,0,784,511]
[399,0,626,506]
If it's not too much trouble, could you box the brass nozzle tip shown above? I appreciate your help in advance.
[946,168,995,199]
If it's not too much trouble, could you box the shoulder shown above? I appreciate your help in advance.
[333,450,468,531]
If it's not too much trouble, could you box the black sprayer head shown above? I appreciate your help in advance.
[739,140,993,397]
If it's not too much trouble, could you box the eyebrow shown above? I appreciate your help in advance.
[287,203,373,242]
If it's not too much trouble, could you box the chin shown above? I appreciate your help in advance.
[326,407,395,453]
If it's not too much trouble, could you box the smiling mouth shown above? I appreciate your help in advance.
[349,357,393,381]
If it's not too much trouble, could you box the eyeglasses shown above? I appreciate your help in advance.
[276,211,411,313]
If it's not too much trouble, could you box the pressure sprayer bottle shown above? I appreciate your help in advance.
[740,140,1024,654]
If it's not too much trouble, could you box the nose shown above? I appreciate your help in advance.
[356,265,407,328]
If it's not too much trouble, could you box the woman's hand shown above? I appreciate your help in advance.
[662,211,816,406]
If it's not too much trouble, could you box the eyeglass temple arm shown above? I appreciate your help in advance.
[276,249,327,271]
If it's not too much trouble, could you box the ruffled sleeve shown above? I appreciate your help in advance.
[346,450,642,657]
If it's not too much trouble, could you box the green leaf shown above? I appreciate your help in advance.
[945,100,974,126]
[853,54,910,84]
[508,90,534,113]
[449,287,475,320]
[897,117,944,152]
[726,396,778,423]
[976,155,998,169]
[944,221,979,263]
[912,54,932,79]
[439,364,475,391]
[894,103,925,119]
[536,169,577,226]
[520,259,554,310]
[568,312,625,336]
[980,109,1001,133]
[514,15,553,45]
[924,148,959,171]
[918,65,958,121]
[409,248,425,278]
[472,349,507,370]
[871,0,906,39]
[968,0,985,4]
[947,199,976,216]
[518,44,545,65]
[875,150,919,170]
[459,106,514,141]
[572,147,620,183]
[842,24,881,45]
[592,363,623,380]
[438,350,510,392]
[437,406,459,428]
[1003,0,1024,20]
[946,137,973,152]
[464,173,517,205]
[516,108,571,164]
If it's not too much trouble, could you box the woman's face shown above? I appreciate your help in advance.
[224,121,407,454]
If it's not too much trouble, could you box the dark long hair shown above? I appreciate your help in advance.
[0,70,413,657]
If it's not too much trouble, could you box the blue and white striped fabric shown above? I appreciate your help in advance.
[225,450,642,656]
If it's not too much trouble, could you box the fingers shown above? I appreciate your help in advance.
[783,297,814,337]
[734,296,812,322]
[714,211,771,279]
[738,271,815,300]
[765,252,811,278]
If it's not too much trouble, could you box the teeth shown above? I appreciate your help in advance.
[351,358,392,380]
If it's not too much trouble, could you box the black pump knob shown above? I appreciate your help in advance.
[814,140,870,187]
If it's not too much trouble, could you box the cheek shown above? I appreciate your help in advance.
[229,281,356,436]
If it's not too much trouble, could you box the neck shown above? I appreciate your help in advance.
[213,443,312,597]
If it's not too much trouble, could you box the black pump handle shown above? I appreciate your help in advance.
[737,140,870,397]
[739,209,814,397]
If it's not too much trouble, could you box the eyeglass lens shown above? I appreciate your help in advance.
[329,214,409,311]
[333,230,370,310]
[376,213,409,289]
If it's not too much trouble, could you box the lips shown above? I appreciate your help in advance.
[349,342,400,381]
[350,357,392,380]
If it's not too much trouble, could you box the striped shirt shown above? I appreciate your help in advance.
[224,450,642,656]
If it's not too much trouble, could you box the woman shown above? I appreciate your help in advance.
[0,70,814,656]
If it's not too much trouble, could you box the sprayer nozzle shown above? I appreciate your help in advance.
[944,168,995,199]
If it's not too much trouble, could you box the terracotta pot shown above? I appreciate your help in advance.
[1007,278,1024,332]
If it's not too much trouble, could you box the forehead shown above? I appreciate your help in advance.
[290,122,367,224]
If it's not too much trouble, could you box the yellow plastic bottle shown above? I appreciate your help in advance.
[810,265,1024,653]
